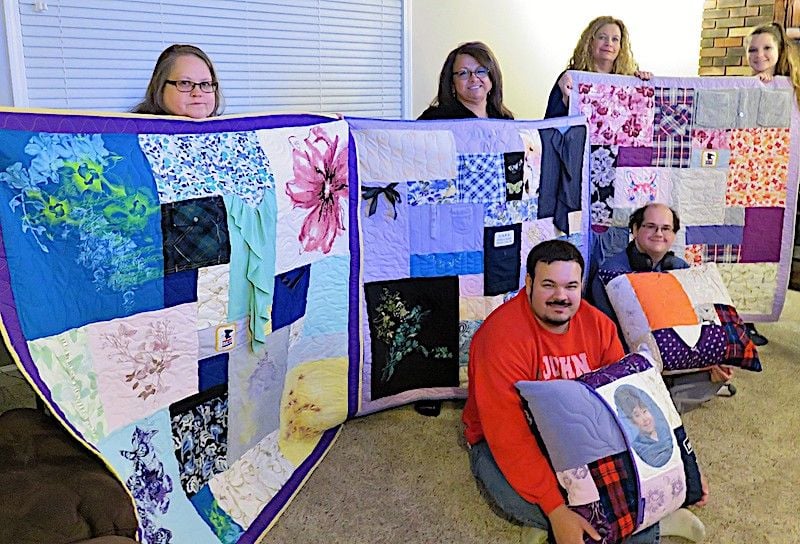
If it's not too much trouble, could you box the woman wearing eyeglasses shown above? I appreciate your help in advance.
[414,41,513,419]
[132,44,222,119]
[418,41,514,120]
[545,16,651,118]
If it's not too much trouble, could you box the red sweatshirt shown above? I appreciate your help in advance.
[462,290,624,514]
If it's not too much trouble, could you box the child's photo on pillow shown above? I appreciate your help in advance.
[614,384,674,468]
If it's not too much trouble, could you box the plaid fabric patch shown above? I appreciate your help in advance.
[702,244,741,263]
[651,135,691,168]
[162,195,231,274]
[652,88,693,168]
[589,452,638,540]
[456,153,505,203]
[654,88,694,137]
[714,303,762,371]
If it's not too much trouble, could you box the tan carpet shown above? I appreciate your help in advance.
[265,290,800,544]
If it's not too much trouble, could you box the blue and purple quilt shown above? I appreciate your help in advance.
[0,108,588,541]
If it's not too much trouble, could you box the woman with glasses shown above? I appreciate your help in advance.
[545,16,651,118]
[418,41,514,120]
[132,44,222,119]
[414,41,514,418]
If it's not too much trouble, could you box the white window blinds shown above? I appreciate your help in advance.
[10,0,404,117]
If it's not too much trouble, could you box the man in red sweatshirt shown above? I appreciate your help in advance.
[462,239,660,543]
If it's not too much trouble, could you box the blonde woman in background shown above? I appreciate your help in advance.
[545,15,651,118]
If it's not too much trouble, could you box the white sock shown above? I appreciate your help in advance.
[660,508,706,542]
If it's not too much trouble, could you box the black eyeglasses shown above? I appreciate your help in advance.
[165,80,218,93]
[452,67,489,81]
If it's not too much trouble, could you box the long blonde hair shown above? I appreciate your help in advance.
[746,22,800,110]
[567,16,638,75]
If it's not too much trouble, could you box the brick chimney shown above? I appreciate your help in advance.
[699,0,775,75]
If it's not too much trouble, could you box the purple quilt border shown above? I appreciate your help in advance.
[0,220,69,422]
[239,426,340,543]
[347,130,361,417]
[0,110,333,134]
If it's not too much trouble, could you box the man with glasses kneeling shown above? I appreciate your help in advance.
[589,203,735,413]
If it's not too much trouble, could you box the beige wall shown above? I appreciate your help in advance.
[410,0,704,119]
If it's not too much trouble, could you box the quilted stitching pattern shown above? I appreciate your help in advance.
[353,128,458,183]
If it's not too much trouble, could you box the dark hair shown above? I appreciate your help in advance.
[430,41,514,119]
[628,204,680,233]
[615,387,646,419]
[132,44,223,116]
[526,240,585,279]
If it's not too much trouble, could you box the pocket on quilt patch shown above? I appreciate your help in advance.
[757,89,792,128]
[162,196,231,274]
[694,90,735,128]
[483,224,522,296]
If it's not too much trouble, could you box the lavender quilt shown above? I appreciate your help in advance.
[0,109,589,541]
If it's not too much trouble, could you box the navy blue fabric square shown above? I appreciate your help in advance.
[272,264,310,330]
[538,126,587,233]
[164,268,198,307]
[161,195,231,274]
[484,224,522,296]
[675,425,703,506]
[199,353,229,392]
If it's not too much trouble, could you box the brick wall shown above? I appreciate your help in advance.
[699,0,775,75]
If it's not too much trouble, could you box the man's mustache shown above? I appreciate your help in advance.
[546,299,572,307]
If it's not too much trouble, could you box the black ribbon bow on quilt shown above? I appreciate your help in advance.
[362,183,402,220]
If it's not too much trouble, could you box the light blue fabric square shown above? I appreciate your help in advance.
[409,203,484,254]
[410,251,483,277]
[303,255,350,336]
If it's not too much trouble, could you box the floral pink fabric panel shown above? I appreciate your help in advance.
[88,303,199,432]
[726,128,790,207]
[578,83,655,147]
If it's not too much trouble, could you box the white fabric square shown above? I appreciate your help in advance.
[352,128,458,182]
[673,169,727,226]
